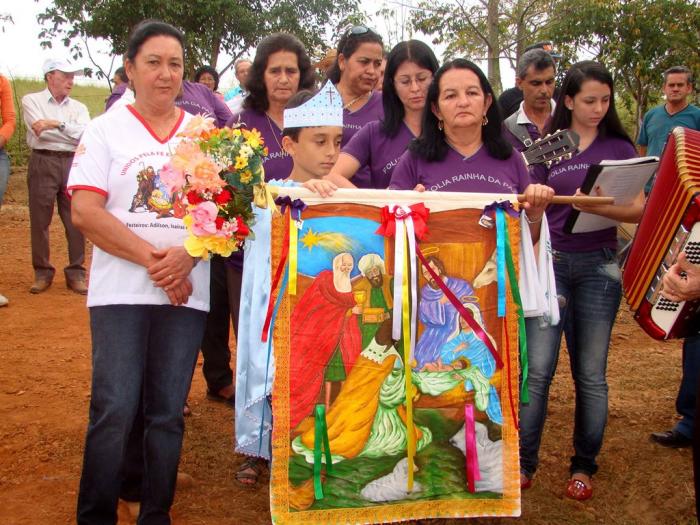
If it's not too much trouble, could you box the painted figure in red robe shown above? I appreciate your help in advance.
[289,252,362,429]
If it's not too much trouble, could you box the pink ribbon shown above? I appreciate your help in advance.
[465,403,481,493]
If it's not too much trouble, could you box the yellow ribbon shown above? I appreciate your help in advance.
[401,225,416,491]
[288,216,299,295]
[253,182,279,212]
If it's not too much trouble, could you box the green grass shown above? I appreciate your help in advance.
[4,77,109,165]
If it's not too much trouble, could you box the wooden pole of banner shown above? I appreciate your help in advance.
[517,195,615,205]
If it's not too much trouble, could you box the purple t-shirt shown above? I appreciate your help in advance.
[177,81,232,128]
[227,109,292,182]
[342,120,415,189]
[342,91,384,188]
[105,82,127,111]
[389,145,531,194]
[532,134,637,252]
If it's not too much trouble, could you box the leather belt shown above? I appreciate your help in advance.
[33,149,74,158]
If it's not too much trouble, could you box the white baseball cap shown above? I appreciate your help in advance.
[42,58,85,76]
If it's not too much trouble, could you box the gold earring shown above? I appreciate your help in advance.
[482,115,488,126]
[438,120,444,131]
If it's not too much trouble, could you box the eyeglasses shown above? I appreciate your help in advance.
[394,74,433,88]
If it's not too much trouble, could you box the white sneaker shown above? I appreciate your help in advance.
[0,293,7,307]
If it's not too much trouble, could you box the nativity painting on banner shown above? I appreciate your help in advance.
[267,188,523,524]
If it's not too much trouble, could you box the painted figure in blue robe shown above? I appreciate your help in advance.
[439,302,503,425]
[415,254,474,369]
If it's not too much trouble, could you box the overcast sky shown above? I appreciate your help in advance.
[0,0,515,90]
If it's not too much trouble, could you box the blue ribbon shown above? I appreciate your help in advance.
[275,196,307,221]
[495,208,507,318]
[258,264,289,455]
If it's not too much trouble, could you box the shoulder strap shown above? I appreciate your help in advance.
[504,112,534,147]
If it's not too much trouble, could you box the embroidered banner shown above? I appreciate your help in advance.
[269,189,522,524]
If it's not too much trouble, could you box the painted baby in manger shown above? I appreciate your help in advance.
[237,186,556,524]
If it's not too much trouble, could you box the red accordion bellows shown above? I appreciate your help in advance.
[622,126,700,340]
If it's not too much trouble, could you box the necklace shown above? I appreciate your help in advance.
[342,90,373,111]
[265,112,284,154]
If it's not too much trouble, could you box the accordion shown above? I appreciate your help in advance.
[623,126,700,340]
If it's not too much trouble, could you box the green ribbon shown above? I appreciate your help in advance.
[497,208,529,404]
[313,403,333,499]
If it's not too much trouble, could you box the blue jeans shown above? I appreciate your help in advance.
[674,334,700,438]
[520,248,622,478]
[77,305,206,525]
[0,148,9,207]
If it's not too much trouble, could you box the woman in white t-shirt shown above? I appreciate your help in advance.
[68,21,208,523]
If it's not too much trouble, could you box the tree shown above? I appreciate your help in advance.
[411,0,553,94]
[35,0,361,85]
[545,0,700,136]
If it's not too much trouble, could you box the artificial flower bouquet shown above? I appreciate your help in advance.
[162,115,268,258]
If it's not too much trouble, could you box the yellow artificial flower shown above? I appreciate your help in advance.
[240,170,253,184]
[245,129,263,150]
[184,234,210,259]
[234,155,248,170]
[205,236,238,257]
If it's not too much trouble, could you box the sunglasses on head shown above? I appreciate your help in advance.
[346,25,374,37]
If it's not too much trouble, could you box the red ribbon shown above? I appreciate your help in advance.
[261,210,290,343]
[416,247,504,369]
[375,203,430,240]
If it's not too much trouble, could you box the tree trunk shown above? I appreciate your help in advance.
[487,0,503,94]
[635,89,647,141]
[209,33,222,70]
[514,0,528,68]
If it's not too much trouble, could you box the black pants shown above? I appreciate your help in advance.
[200,255,239,393]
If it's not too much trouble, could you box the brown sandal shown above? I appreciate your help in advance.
[235,457,266,487]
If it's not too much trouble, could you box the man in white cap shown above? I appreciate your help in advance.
[21,58,90,294]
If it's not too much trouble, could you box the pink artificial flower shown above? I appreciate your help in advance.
[159,163,186,194]
[190,201,219,237]
[179,115,216,138]
[215,217,239,238]
[188,157,227,193]
[171,141,206,175]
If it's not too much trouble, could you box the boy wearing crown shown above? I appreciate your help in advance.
[281,82,345,187]
[234,82,342,487]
